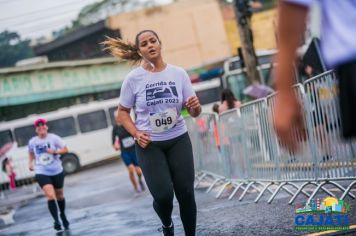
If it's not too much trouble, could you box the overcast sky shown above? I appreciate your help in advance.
[0,0,172,40]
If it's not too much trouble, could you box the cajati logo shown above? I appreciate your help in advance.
[294,197,351,231]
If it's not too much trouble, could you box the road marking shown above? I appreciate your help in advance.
[305,225,356,236]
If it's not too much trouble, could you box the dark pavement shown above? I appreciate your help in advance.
[0,159,355,236]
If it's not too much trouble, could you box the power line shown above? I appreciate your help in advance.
[19,22,72,39]
[0,0,99,22]
[22,22,69,36]
[0,0,23,3]
[4,8,80,28]
[18,19,74,33]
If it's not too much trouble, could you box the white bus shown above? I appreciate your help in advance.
[0,78,222,183]
[0,99,120,181]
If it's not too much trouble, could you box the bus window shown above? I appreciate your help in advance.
[78,110,108,133]
[108,107,117,126]
[196,87,221,105]
[0,130,13,148]
[47,117,77,137]
[14,125,36,147]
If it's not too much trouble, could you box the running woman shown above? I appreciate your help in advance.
[28,118,70,232]
[112,111,145,194]
[103,30,201,236]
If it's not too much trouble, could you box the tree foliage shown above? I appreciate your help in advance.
[0,31,34,68]
[54,0,157,37]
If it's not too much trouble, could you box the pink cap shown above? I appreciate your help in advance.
[34,118,47,127]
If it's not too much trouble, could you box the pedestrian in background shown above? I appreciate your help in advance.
[212,103,220,150]
[274,0,356,151]
[112,111,145,194]
[28,118,70,232]
[212,103,219,114]
[103,29,201,236]
[2,157,16,191]
[218,88,241,113]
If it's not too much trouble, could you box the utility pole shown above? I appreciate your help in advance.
[233,0,261,84]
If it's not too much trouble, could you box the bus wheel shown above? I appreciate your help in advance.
[61,154,80,174]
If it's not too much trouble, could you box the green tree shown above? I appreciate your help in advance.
[54,0,158,37]
[0,31,34,68]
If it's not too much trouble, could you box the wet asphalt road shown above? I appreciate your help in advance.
[1,159,355,236]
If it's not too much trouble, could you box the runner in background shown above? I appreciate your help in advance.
[28,118,70,232]
[112,111,145,194]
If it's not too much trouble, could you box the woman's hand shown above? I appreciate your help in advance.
[186,96,201,117]
[273,92,305,152]
[47,148,56,155]
[113,143,120,151]
[29,162,34,171]
[186,96,200,109]
[135,131,151,148]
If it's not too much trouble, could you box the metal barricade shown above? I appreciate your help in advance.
[303,71,356,202]
[217,109,254,200]
[185,117,203,176]
[218,109,243,180]
[185,114,227,191]
[187,71,356,204]
[259,85,321,204]
[240,99,277,181]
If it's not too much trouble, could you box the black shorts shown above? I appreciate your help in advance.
[35,172,64,189]
[336,59,356,138]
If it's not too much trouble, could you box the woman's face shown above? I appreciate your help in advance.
[137,32,161,62]
[35,124,48,136]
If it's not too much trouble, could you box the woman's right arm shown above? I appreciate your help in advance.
[28,152,34,171]
[117,105,137,137]
[117,105,151,148]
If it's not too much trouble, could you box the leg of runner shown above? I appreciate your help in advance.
[166,133,196,236]
[132,152,145,192]
[51,171,69,230]
[55,189,69,230]
[135,166,145,191]
[136,144,174,229]
[42,184,62,231]
[127,164,139,192]
[136,133,196,236]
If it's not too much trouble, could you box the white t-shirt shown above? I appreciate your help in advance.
[28,133,66,176]
[119,64,196,141]
[286,0,356,68]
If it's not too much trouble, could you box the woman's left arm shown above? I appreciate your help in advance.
[47,136,69,155]
[47,146,68,155]
[186,96,201,117]
[181,69,201,117]
[55,146,68,155]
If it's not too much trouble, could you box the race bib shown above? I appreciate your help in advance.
[38,153,54,166]
[149,108,178,133]
[122,137,135,148]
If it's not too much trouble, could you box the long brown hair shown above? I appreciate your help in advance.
[101,30,161,64]
[221,88,237,109]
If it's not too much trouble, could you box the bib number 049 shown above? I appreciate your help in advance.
[149,108,178,133]
[155,117,173,127]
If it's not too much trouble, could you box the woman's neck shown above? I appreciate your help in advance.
[38,133,47,139]
[143,57,166,72]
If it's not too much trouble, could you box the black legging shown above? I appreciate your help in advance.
[136,132,196,236]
